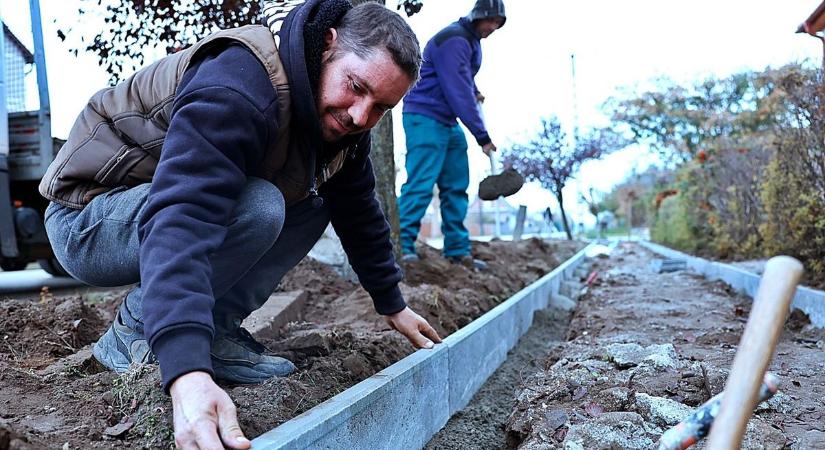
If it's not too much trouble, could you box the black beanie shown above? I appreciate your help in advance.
[466,0,506,28]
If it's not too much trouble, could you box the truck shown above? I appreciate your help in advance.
[0,0,68,276]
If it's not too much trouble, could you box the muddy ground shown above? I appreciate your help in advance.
[500,243,825,449]
[0,238,581,449]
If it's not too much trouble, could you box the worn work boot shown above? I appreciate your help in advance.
[92,311,156,372]
[211,327,296,384]
[400,253,420,263]
[447,255,488,271]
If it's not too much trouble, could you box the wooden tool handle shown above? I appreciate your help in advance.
[705,256,803,449]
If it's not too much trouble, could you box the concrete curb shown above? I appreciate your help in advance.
[639,241,825,328]
[250,243,595,449]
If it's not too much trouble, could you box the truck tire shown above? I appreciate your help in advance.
[38,257,70,277]
[0,260,28,271]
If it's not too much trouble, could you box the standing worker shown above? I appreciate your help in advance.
[39,1,441,448]
[398,0,505,269]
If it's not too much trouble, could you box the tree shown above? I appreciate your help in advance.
[605,69,789,164]
[580,188,603,224]
[61,0,425,257]
[61,0,425,83]
[502,117,627,240]
[59,1,261,83]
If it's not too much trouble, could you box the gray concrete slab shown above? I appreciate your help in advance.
[445,287,537,414]
[242,290,307,339]
[640,241,825,328]
[250,243,596,450]
[251,344,450,450]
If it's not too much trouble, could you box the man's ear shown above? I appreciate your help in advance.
[324,28,338,50]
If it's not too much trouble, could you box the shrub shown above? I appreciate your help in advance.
[650,193,705,253]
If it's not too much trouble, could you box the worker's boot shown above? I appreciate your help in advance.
[447,255,488,271]
[92,310,156,372]
[211,323,295,384]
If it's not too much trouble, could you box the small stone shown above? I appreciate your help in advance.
[543,409,568,431]
[103,419,134,438]
[634,393,692,427]
[563,412,657,450]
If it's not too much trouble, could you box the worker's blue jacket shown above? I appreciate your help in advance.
[402,17,490,146]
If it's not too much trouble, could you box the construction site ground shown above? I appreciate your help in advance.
[429,242,825,449]
[0,238,581,449]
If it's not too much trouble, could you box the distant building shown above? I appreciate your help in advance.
[3,24,34,112]
[466,196,518,236]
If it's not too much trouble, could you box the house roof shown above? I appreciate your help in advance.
[798,1,825,35]
[3,24,34,64]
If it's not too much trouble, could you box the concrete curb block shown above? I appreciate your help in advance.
[639,241,825,328]
[251,243,595,449]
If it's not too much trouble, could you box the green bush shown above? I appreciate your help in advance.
[650,193,705,253]
[760,148,825,279]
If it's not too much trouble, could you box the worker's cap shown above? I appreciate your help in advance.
[467,0,506,28]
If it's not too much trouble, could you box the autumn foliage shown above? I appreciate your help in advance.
[610,64,825,284]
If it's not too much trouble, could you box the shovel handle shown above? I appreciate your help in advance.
[705,256,803,450]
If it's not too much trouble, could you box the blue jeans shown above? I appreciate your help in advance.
[398,113,470,257]
[44,178,330,333]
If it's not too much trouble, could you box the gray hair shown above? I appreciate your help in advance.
[334,2,421,82]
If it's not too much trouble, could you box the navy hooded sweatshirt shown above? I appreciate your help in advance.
[140,0,406,391]
[402,17,490,146]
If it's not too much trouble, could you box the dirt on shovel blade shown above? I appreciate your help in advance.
[478,168,524,200]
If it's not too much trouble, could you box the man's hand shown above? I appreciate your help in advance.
[482,142,497,157]
[384,307,442,349]
[170,371,250,450]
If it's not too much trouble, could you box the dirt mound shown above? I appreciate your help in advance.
[402,239,565,335]
[0,296,108,369]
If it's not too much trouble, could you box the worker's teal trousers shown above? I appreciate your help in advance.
[398,113,470,258]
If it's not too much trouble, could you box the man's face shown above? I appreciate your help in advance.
[475,17,504,39]
[317,30,413,143]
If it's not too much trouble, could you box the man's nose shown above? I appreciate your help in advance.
[349,102,370,128]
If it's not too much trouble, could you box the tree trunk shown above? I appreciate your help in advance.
[555,190,573,240]
[371,114,401,258]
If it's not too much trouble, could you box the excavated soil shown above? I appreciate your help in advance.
[0,238,581,449]
[502,243,825,450]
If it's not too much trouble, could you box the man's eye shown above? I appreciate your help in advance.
[350,80,363,93]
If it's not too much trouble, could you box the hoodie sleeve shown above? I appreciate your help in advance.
[319,134,406,315]
[431,37,490,146]
[138,44,279,392]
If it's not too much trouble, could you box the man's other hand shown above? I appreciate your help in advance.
[482,142,497,157]
[170,371,251,450]
[384,307,442,349]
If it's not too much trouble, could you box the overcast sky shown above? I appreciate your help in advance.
[3,0,823,224]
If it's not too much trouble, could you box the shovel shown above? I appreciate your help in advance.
[476,101,524,201]
[478,150,524,201]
